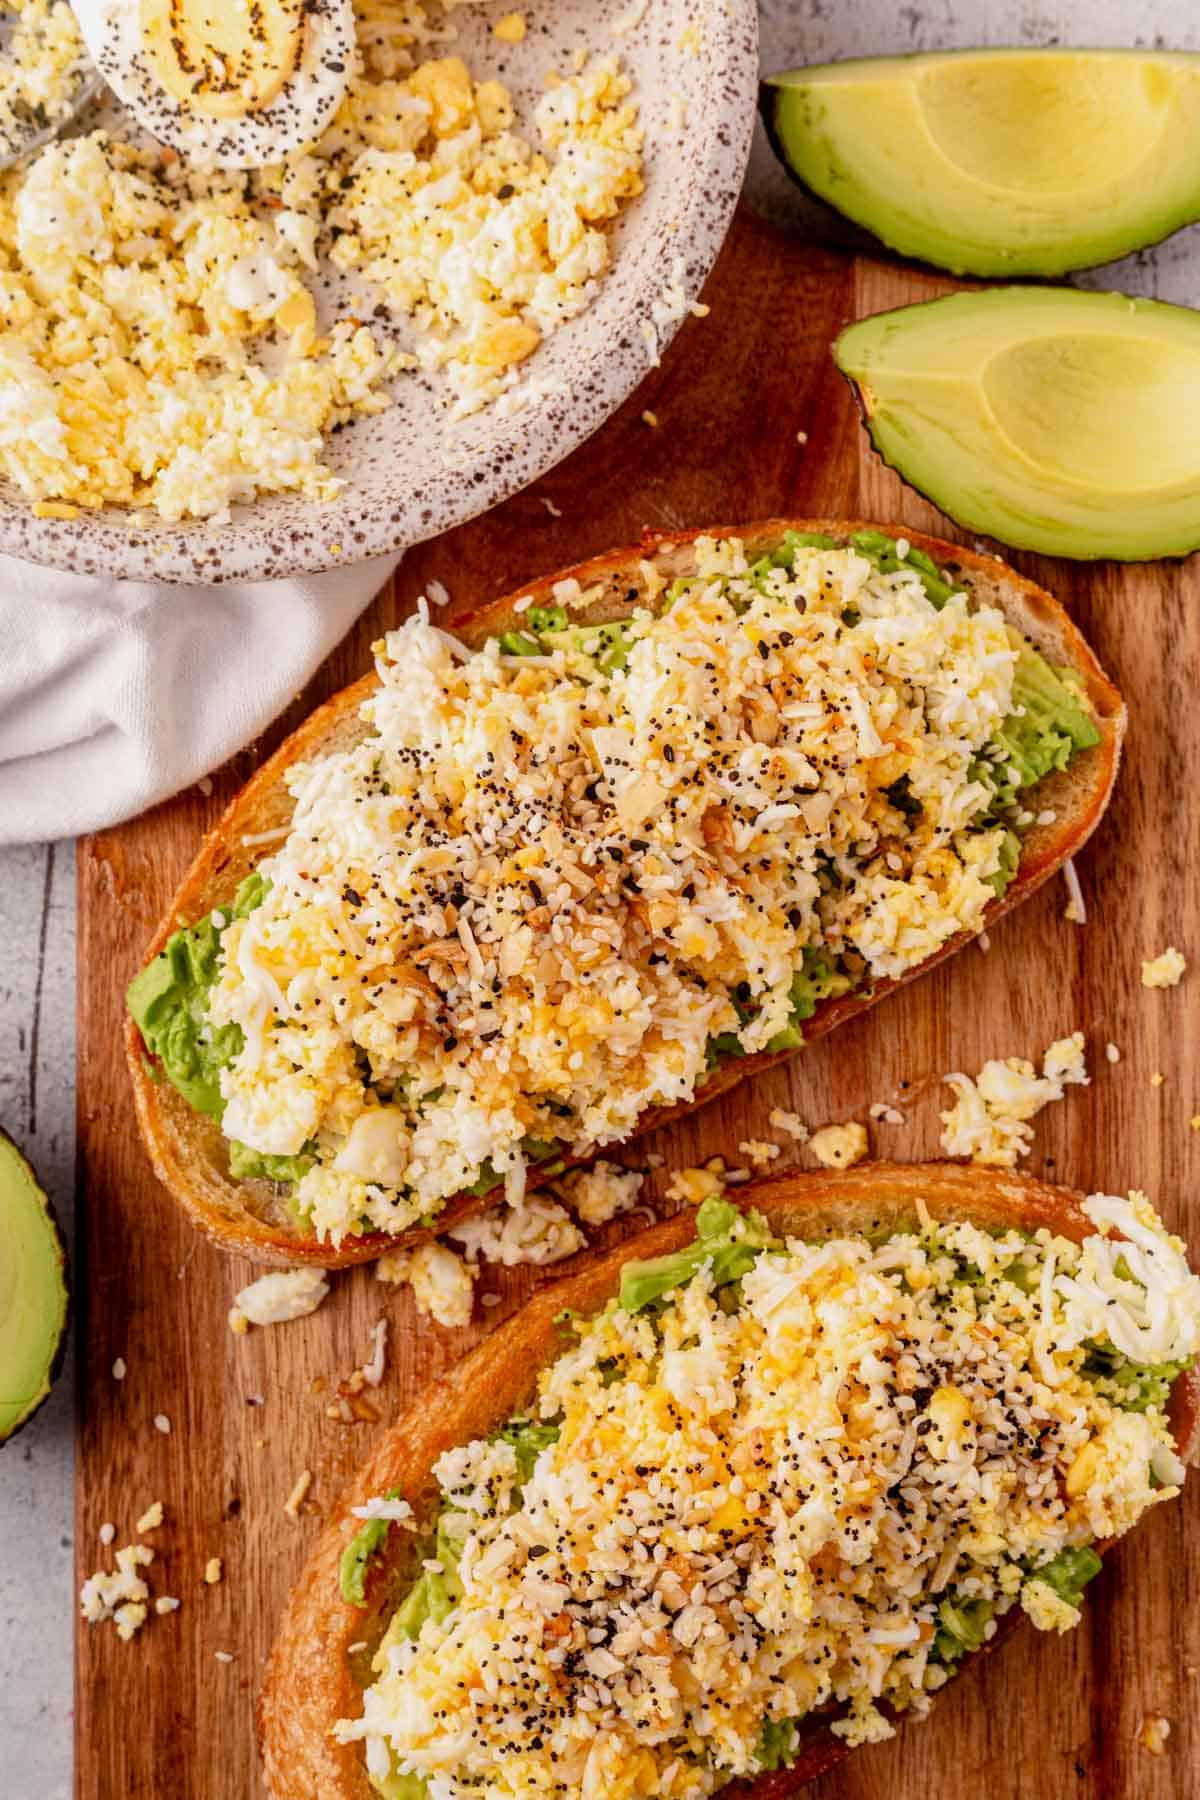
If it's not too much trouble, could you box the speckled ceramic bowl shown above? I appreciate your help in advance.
[2,0,758,584]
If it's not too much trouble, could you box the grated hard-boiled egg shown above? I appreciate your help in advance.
[0,3,645,517]
[207,544,1022,1242]
[334,1193,1198,1797]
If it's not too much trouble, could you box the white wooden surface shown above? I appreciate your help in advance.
[1,1,1198,1793]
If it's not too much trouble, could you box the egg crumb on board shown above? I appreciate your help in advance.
[739,1138,781,1169]
[1142,947,1187,989]
[228,1267,330,1333]
[808,1119,869,1169]
[940,1031,1088,1168]
[665,1165,727,1207]
[134,1501,164,1533]
[769,1108,809,1142]
[80,1543,156,1640]
[0,1,645,520]
[0,0,89,156]
[334,1190,1200,1794]
[206,539,1044,1246]
[204,1557,223,1585]
[557,1161,642,1227]
[377,1240,477,1328]
[1138,1714,1172,1756]
[284,1469,313,1518]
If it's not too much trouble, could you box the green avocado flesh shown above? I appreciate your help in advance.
[354,1209,1175,1794]
[0,1129,69,1445]
[764,50,1200,277]
[126,872,269,1118]
[835,288,1200,560]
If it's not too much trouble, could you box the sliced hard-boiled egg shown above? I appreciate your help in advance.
[69,0,355,166]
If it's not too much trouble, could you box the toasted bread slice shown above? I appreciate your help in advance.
[126,523,1125,1266]
[258,1161,1199,1798]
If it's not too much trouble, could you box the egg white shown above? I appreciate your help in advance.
[68,0,354,166]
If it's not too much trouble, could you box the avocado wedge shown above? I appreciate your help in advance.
[834,287,1200,561]
[0,1127,69,1445]
[763,50,1200,277]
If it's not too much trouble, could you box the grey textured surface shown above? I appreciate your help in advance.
[2,0,1199,1794]
[754,0,1200,300]
[0,841,75,1800]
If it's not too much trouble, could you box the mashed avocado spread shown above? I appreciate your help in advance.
[343,1194,1192,1798]
[125,872,312,1184]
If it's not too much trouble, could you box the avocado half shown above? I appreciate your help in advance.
[0,1127,69,1446]
[763,49,1200,277]
[834,287,1200,562]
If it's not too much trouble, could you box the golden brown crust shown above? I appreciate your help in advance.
[258,1162,1199,1800]
[126,523,1125,1266]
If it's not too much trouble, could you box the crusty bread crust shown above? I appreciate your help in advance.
[258,1162,1199,1799]
[126,523,1125,1266]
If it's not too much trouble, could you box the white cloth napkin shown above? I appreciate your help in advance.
[0,550,400,845]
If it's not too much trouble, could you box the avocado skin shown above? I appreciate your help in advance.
[833,287,1200,562]
[761,50,1200,279]
[0,1125,70,1448]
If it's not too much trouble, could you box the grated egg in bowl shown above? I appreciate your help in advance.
[0,0,757,582]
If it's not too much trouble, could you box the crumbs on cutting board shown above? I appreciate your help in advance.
[739,1139,781,1170]
[940,1031,1088,1168]
[1142,947,1187,989]
[284,1470,314,1520]
[808,1121,870,1170]
[1137,1714,1172,1756]
[229,1268,330,1333]
[1062,859,1086,924]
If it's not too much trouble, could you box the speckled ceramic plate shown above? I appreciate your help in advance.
[2,0,757,584]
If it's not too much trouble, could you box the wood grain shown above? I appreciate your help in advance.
[76,211,1200,1798]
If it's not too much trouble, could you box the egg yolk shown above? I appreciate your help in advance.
[139,0,305,117]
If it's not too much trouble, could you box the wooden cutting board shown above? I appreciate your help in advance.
[76,207,1200,1799]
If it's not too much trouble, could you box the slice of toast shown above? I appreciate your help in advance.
[126,524,1124,1266]
[258,1162,1198,1798]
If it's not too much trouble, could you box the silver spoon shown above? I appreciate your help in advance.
[0,6,102,169]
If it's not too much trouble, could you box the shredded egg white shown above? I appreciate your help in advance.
[335,1191,1200,1796]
